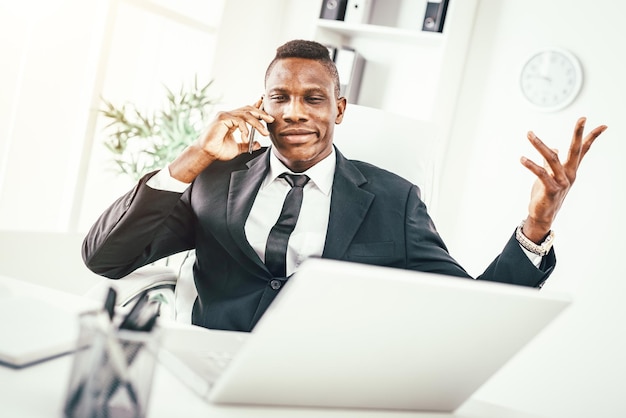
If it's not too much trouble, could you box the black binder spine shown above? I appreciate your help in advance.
[422,0,449,33]
[319,0,348,21]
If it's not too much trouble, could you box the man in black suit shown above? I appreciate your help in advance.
[83,40,606,332]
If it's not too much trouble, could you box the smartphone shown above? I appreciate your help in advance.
[248,103,264,154]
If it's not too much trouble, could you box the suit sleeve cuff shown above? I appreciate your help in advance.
[519,245,543,268]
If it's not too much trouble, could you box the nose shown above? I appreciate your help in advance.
[282,98,307,122]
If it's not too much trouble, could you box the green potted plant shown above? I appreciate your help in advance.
[100,77,219,181]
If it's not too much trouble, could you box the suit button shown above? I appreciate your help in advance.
[270,279,282,290]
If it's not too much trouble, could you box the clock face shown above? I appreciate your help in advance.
[520,48,583,112]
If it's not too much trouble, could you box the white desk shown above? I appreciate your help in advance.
[0,275,542,418]
[0,355,542,418]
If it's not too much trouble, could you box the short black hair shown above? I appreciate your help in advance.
[265,39,341,98]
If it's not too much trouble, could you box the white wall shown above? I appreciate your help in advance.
[210,0,320,107]
[435,1,626,417]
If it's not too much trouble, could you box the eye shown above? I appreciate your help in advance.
[270,95,287,102]
[306,96,325,104]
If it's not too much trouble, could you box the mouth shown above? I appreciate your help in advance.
[278,128,318,143]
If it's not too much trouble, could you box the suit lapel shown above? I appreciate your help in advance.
[322,149,374,259]
[226,151,272,276]
[223,147,373,272]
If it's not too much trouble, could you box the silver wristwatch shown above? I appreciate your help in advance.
[515,220,555,257]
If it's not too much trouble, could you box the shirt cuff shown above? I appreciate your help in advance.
[146,166,190,193]
[519,245,542,268]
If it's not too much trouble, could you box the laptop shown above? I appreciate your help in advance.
[160,258,571,412]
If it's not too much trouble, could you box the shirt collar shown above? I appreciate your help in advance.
[264,146,336,195]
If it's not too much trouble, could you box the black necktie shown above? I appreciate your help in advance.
[265,173,310,278]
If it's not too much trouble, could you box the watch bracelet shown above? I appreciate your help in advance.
[515,220,554,257]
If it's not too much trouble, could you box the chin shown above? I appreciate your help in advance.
[275,147,327,171]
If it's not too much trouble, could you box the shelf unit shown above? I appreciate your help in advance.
[312,0,477,124]
[315,18,443,45]
[311,0,479,213]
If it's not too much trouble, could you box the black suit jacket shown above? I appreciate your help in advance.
[83,147,555,331]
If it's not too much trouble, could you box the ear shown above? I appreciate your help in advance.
[335,97,347,124]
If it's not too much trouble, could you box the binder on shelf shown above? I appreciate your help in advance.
[319,0,348,21]
[343,0,373,24]
[422,0,449,33]
[326,44,338,61]
[333,46,365,104]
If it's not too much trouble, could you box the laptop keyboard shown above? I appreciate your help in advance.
[186,348,235,380]
[157,325,248,400]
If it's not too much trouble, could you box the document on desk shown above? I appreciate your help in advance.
[0,276,99,368]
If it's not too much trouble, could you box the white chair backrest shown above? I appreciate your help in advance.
[332,104,438,208]
[174,250,197,323]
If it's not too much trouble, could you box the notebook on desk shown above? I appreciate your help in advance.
[160,258,571,412]
[0,275,99,368]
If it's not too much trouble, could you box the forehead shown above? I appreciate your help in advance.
[266,58,334,93]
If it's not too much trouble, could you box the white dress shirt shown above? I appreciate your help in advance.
[244,149,334,276]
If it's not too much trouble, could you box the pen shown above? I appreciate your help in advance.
[248,102,264,154]
[104,287,117,320]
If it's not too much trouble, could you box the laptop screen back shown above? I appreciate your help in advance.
[209,258,571,411]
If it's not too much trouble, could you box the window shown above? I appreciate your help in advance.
[0,0,224,232]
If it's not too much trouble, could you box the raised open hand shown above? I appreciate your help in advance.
[520,117,607,243]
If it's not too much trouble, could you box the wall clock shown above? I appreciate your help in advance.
[519,47,583,112]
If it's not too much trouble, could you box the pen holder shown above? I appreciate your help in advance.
[63,311,161,418]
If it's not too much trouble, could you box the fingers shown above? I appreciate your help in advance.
[246,111,272,135]
[562,117,607,178]
[245,99,273,134]
[566,116,607,162]
[234,101,275,154]
[564,116,586,168]
[525,117,607,184]
[247,100,266,121]
[543,147,558,176]
[520,154,558,188]
[524,131,567,185]
[579,123,607,161]
[215,104,274,140]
